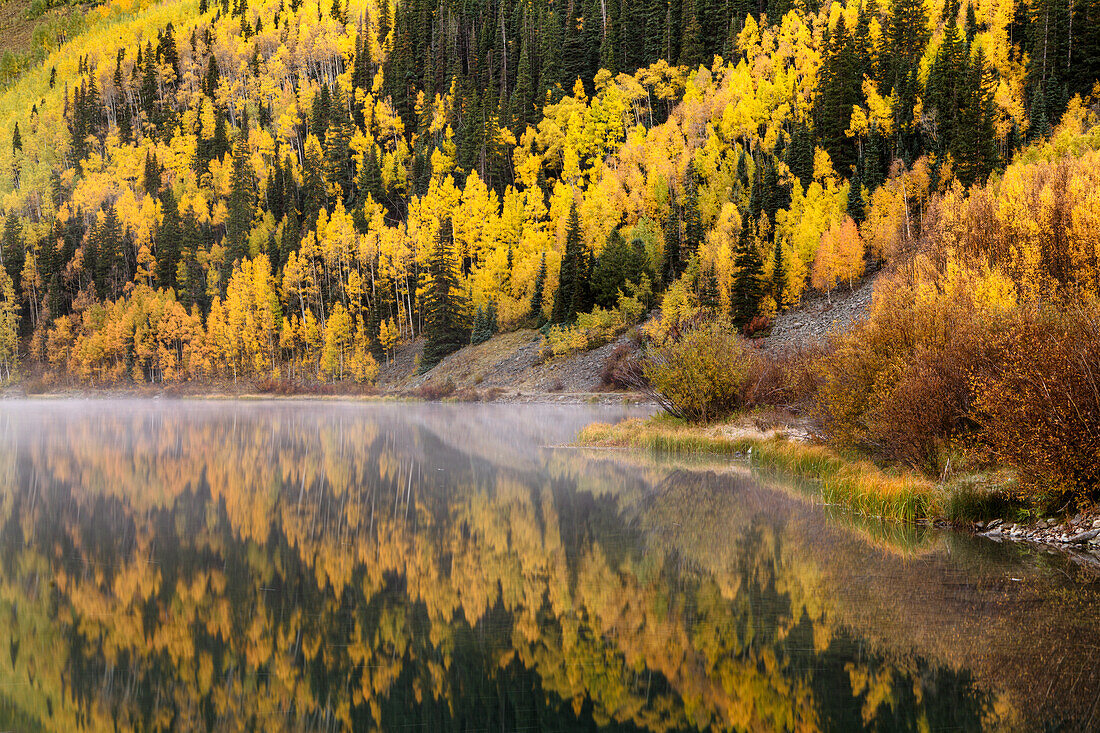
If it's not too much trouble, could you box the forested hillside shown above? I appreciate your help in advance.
[0,0,1098,383]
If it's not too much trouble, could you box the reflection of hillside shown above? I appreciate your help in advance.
[0,401,1086,730]
[643,468,1100,729]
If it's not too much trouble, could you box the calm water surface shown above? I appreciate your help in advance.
[1,399,1099,731]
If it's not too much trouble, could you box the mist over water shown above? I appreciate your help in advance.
[0,399,1098,731]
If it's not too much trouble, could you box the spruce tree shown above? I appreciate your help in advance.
[847,172,865,223]
[156,189,182,289]
[529,251,547,323]
[552,200,584,324]
[771,236,786,309]
[731,218,764,327]
[421,217,468,372]
[143,151,160,196]
[786,122,813,188]
[225,132,255,266]
[662,196,681,283]
[681,172,703,262]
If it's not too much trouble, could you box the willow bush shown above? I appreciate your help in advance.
[643,320,763,423]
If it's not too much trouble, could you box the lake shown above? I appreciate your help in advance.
[0,399,1098,731]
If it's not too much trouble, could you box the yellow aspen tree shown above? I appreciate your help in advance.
[378,317,398,365]
[813,217,865,299]
[0,269,18,381]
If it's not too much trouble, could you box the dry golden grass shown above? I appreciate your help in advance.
[580,416,942,522]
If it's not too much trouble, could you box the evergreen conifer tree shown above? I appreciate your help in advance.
[421,217,468,371]
[731,218,764,326]
[530,251,548,323]
[552,200,584,323]
[225,132,255,266]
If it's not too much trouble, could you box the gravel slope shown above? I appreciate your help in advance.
[763,273,877,353]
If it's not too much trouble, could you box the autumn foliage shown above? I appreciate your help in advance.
[643,319,764,423]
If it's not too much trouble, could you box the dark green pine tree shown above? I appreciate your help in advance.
[951,48,999,186]
[863,121,886,190]
[471,304,487,344]
[529,251,548,323]
[681,172,703,262]
[143,151,160,196]
[276,216,299,272]
[537,3,564,100]
[731,218,764,327]
[156,188,182,289]
[880,0,929,154]
[282,154,300,223]
[93,202,125,299]
[562,0,594,92]
[203,55,220,98]
[592,227,647,307]
[786,122,813,188]
[356,145,385,210]
[847,171,865,223]
[11,122,21,154]
[600,0,622,74]
[699,263,719,310]
[140,40,158,125]
[116,59,133,145]
[512,25,535,132]
[814,14,860,174]
[268,155,286,221]
[926,2,967,152]
[211,107,231,161]
[618,0,645,71]
[40,224,62,318]
[1,215,23,286]
[679,0,705,67]
[312,83,332,141]
[661,195,681,283]
[552,199,584,324]
[301,140,328,225]
[323,84,356,203]
[771,236,786,309]
[225,132,255,267]
[421,217,468,372]
[177,206,207,311]
[645,0,667,65]
[1023,0,1072,140]
[1070,0,1100,98]
[486,300,498,335]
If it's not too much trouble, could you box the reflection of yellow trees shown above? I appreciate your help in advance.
[0,404,1030,731]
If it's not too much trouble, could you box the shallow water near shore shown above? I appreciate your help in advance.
[0,399,1098,731]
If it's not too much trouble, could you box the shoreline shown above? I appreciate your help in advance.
[576,414,1100,566]
[0,384,651,406]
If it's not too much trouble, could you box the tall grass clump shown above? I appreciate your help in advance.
[579,419,938,522]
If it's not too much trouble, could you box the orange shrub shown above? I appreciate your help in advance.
[973,301,1100,503]
[812,260,1005,473]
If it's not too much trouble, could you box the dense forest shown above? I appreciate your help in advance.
[0,0,1098,382]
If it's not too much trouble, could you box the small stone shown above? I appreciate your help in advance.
[1092,519,1100,529]
[988,519,1003,529]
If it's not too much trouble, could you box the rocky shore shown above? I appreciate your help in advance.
[976,515,1100,567]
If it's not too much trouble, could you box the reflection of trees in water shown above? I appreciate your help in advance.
[0,402,1064,731]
